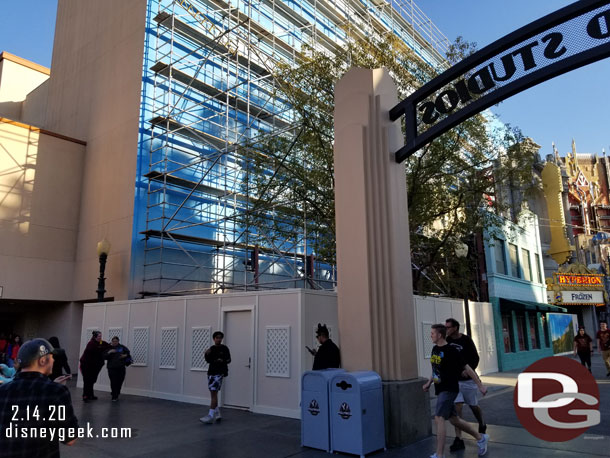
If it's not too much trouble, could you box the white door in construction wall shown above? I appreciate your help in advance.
[222,309,253,409]
[414,295,465,379]
[468,301,498,375]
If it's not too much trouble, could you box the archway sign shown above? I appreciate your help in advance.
[390,0,610,162]
[332,0,610,448]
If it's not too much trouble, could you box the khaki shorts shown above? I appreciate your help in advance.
[454,379,479,406]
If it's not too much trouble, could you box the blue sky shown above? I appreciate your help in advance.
[0,0,608,157]
[0,0,57,68]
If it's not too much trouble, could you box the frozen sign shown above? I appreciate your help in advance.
[560,290,604,305]
[390,0,610,163]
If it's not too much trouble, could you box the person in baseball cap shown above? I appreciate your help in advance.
[0,337,79,456]
[16,338,57,369]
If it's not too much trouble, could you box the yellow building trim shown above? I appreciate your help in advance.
[0,117,86,146]
[541,162,575,264]
[0,51,50,76]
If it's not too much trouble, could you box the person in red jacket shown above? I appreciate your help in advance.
[79,331,110,401]
[0,333,8,364]
[7,335,21,368]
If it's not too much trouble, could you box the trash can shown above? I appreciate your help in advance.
[301,369,345,451]
[330,371,385,457]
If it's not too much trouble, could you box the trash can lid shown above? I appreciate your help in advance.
[302,369,346,389]
[331,371,382,392]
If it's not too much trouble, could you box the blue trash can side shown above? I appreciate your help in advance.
[301,369,345,451]
[331,391,363,453]
[330,373,363,454]
[362,384,385,453]
[330,371,385,456]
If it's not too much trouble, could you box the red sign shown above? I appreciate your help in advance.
[557,275,602,286]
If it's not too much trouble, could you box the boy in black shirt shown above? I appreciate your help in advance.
[200,331,231,424]
[423,324,489,458]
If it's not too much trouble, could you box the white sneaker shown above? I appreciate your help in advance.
[429,454,444,458]
[477,433,489,456]
[214,410,222,422]
[199,414,214,424]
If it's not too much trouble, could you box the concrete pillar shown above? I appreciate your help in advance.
[334,68,430,446]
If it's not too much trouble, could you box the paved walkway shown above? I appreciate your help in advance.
[59,355,609,458]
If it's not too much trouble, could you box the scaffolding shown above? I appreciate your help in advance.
[140,0,449,296]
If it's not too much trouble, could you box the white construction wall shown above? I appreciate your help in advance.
[79,289,338,418]
[414,296,497,378]
[80,290,498,418]
[468,301,499,375]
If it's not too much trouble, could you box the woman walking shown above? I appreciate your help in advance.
[80,331,109,401]
[48,336,72,381]
[574,326,593,371]
[104,336,131,401]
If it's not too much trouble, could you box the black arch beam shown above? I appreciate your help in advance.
[390,0,610,163]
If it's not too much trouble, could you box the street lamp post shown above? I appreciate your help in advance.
[455,241,472,336]
[96,238,111,302]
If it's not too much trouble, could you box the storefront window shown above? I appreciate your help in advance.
[494,240,506,275]
[522,248,532,281]
[542,315,550,347]
[509,243,519,278]
[516,312,526,351]
[502,313,515,353]
[534,253,542,283]
[529,313,539,349]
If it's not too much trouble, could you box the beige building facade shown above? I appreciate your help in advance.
[0,0,147,368]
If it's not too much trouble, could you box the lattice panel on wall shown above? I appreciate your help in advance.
[422,322,434,359]
[108,327,123,343]
[160,327,178,369]
[471,323,482,353]
[486,328,495,353]
[312,325,334,348]
[132,327,149,366]
[191,326,212,371]
[266,326,290,377]
[82,327,101,354]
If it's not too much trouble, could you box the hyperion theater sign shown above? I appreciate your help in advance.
[390,0,610,162]
[546,264,607,307]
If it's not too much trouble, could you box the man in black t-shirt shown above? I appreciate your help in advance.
[446,318,486,452]
[200,331,231,424]
[423,324,489,458]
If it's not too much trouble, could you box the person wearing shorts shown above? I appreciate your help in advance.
[596,321,610,376]
[423,324,489,458]
[200,331,231,424]
[446,318,486,452]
